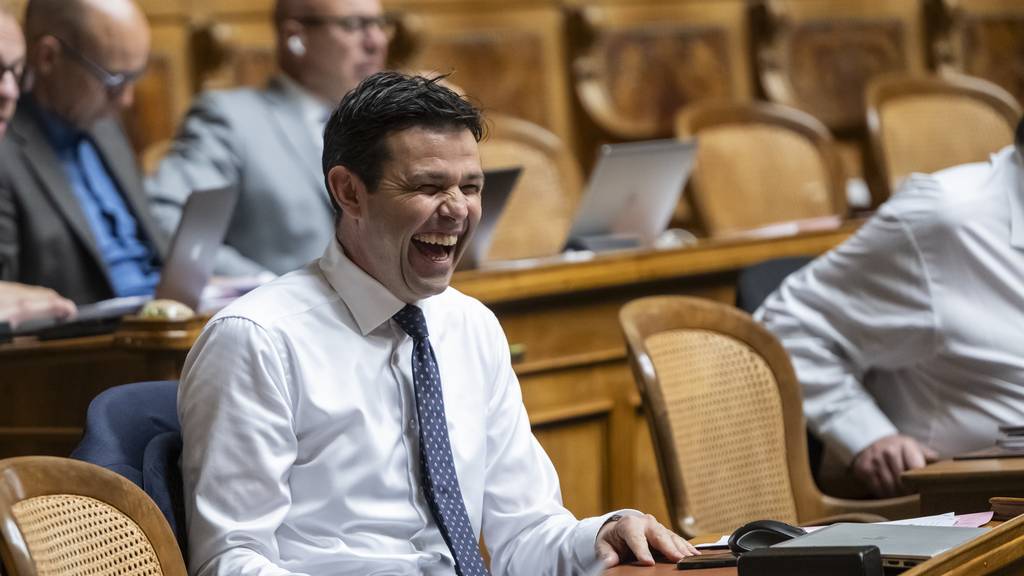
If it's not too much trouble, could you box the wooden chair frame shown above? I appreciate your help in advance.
[675,101,848,237]
[620,296,917,537]
[866,72,1023,200]
[0,456,187,576]
[903,513,1024,576]
[483,113,583,201]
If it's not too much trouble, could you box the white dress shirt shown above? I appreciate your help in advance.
[179,239,621,576]
[757,146,1024,464]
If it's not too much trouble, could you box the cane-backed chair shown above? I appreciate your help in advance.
[903,512,1024,576]
[0,456,187,576]
[479,114,582,261]
[676,101,847,238]
[867,73,1022,200]
[619,296,918,538]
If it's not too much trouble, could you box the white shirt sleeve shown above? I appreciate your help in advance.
[179,316,306,576]
[477,310,632,575]
[756,180,942,464]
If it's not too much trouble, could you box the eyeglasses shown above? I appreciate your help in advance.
[52,35,146,94]
[293,14,396,37]
[0,58,24,85]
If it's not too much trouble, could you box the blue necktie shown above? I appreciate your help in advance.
[393,304,489,576]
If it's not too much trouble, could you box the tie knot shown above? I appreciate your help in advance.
[393,304,428,341]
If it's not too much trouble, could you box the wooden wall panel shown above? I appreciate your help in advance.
[757,0,928,132]
[931,0,1024,107]
[387,2,575,152]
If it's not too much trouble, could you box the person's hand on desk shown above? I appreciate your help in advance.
[596,513,699,567]
[853,434,938,498]
[0,281,77,328]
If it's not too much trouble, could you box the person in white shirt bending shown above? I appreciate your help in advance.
[179,71,698,576]
[757,118,1024,499]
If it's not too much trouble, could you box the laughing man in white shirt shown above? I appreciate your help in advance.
[757,119,1024,499]
[179,72,698,576]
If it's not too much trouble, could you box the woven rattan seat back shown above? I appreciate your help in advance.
[479,114,582,262]
[644,328,798,534]
[0,457,186,576]
[868,74,1022,201]
[619,296,921,537]
[13,495,162,575]
[676,102,847,237]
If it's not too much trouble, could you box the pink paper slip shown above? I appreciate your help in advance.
[955,511,994,527]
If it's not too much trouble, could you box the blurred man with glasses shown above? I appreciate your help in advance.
[147,0,391,279]
[0,0,166,305]
[0,1,78,333]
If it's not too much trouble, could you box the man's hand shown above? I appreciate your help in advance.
[852,434,938,497]
[0,281,77,328]
[595,513,699,567]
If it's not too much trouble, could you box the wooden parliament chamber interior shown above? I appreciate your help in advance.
[4,0,1024,529]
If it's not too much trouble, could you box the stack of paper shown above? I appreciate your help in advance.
[996,425,1024,451]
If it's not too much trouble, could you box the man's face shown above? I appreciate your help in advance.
[298,0,388,102]
[0,14,25,139]
[37,10,149,129]
[345,126,483,303]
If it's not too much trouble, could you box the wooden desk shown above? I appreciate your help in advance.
[0,224,858,525]
[903,458,1024,516]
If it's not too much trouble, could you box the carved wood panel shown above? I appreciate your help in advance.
[597,26,734,137]
[962,16,1024,104]
[570,0,752,148]
[757,0,928,132]
[388,4,574,151]
[786,22,908,130]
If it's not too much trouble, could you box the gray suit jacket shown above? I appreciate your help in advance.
[0,101,167,304]
[146,77,334,277]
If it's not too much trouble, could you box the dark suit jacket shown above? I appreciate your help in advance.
[0,101,167,304]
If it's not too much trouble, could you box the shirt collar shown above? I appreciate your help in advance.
[24,94,82,152]
[1009,147,1024,250]
[318,237,425,336]
[276,73,332,124]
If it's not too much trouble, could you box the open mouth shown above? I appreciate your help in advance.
[412,233,458,262]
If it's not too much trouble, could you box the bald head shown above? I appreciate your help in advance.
[26,0,150,129]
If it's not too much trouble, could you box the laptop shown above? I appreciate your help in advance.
[773,523,987,569]
[564,139,697,252]
[456,166,522,271]
[16,185,239,339]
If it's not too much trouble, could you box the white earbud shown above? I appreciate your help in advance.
[287,35,306,56]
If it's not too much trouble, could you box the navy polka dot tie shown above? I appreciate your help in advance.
[393,305,489,576]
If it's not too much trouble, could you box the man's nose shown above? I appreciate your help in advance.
[0,70,19,101]
[439,188,469,221]
[114,83,136,110]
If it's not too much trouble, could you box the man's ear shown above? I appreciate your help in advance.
[32,36,59,76]
[328,165,366,218]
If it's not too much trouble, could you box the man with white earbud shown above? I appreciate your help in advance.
[147,0,390,278]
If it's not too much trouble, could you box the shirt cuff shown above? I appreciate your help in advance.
[820,400,899,465]
[573,509,644,569]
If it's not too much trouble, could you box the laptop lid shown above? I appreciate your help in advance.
[565,139,696,251]
[457,166,522,271]
[773,524,986,566]
[153,185,239,310]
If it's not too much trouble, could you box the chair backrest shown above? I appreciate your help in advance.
[867,73,1023,200]
[619,296,826,537]
[676,101,847,237]
[478,114,583,261]
[902,513,1024,576]
[71,381,184,552]
[0,456,187,576]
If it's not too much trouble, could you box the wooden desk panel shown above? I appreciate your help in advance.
[903,458,1024,516]
[0,226,856,524]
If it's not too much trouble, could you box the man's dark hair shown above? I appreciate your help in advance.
[322,72,483,214]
